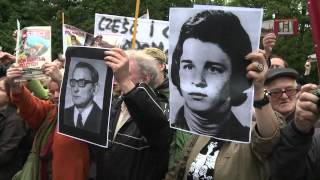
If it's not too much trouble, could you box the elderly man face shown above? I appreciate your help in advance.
[125,50,160,89]
[128,60,141,84]
[128,59,152,85]
[270,57,286,69]
[70,67,96,109]
[266,77,298,118]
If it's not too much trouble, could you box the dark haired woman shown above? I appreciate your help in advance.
[166,9,282,180]
[171,10,252,142]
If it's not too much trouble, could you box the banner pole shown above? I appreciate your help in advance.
[308,0,320,81]
[132,0,140,49]
[61,11,65,55]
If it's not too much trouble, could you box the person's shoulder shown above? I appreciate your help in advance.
[92,101,102,113]
[229,113,248,128]
[172,107,189,130]
[4,105,25,125]
[223,113,250,141]
[313,129,320,148]
[93,101,102,111]
[65,105,74,110]
[64,105,75,114]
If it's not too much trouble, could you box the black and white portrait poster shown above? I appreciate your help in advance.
[169,6,263,143]
[58,46,113,147]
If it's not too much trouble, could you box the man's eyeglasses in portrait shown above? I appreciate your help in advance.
[70,79,94,88]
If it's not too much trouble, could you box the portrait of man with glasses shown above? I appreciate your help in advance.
[58,47,113,147]
[64,61,103,134]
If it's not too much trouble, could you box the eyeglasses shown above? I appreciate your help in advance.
[70,79,94,88]
[268,87,299,99]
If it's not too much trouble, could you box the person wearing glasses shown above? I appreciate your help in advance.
[270,83,320,180]
[264,68,299,121]
[64,62,102,134]
[6,62,90,180]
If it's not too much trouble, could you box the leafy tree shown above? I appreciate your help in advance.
[0,0,192,58]
[229,0,317,82]
[0,0,317,83]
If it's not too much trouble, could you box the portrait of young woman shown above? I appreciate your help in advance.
[169,9,258,142]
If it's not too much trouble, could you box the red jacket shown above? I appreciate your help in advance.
[11,86,89,180]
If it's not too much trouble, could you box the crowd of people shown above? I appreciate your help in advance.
[0,12,319,180]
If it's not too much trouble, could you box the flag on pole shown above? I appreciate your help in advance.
[139,9,149,19]
[15,19,21,59]
[308,0,320,74]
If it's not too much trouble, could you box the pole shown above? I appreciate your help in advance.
[308,0,320,79]
[132,0,140,49]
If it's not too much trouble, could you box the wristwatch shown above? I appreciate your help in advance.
[254,94,269,109]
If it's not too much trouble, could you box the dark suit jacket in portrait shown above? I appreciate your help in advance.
[64,102,102,134]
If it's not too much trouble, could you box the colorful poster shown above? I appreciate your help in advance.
[63,24,87,54]
[16,26,51,80]
[63,24,117,55]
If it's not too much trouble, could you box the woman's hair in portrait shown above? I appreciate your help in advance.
[171,10,252,106]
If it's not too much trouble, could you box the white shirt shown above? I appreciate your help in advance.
[73,103,94,127]
[113,102,130,140]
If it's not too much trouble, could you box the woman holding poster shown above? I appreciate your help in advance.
[170,10,252,142]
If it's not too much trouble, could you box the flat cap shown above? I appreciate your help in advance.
[265,68,299,85]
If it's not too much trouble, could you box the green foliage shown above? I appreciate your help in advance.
[0,0,192,58]
[0,0,317,83]
[229,0,317,82]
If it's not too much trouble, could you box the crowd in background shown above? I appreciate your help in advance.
[0,24,319,180]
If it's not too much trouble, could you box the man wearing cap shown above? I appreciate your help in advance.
[264,68,300,122]
[270,83,320,180]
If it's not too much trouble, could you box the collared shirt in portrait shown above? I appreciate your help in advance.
[73,103,94,127]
